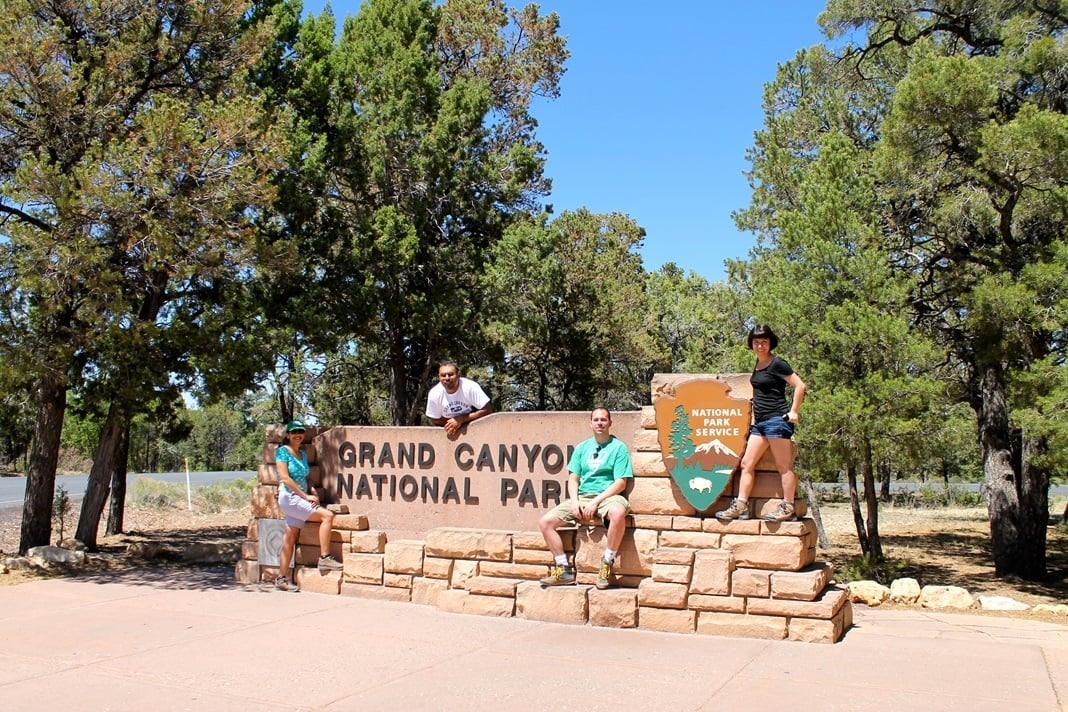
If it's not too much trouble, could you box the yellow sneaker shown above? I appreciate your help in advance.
[595,560,615,590]
[540,565,576,586]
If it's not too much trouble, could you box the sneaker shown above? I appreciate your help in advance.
[318,555,343,571]
[595,560,614,590]
[764,501,797,522]
[715,498,751,521]
[274,575,299,593]
[540,565,576,586]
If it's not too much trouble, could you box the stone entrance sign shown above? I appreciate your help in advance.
[653,378,750,512]
[316,411,641,536]
[241,375,850,643]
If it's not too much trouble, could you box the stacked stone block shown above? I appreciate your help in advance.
[237,400,850,643]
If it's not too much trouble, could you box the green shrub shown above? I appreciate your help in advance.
[194,477,256,513]
[837,553,911,584]
[129,477,184,509]
[817,484,849,504]
[944,485,983,508]
[887,484,984,509]
[128,476,254,513]
[53,484,71,542]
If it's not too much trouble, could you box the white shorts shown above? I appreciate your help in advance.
[278,487,317,528]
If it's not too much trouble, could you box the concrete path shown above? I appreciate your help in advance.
[0,566,1064,711]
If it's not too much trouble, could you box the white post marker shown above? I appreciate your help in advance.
[185,457,193,511]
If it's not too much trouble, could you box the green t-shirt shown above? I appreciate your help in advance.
[568,436,633,496]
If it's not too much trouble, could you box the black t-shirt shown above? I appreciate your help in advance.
[751,356,794,423]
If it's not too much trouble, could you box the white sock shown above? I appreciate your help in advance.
[554,554,568,567]
[603,549,616,564]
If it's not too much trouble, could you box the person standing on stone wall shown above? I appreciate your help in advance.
[425,360,493,436]
[715,324,807,523]
[538,407,633,589]
[274,419,344,591]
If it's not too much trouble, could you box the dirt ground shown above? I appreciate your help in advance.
[0,504,250,586]
[816,501,1068,609]
[1,498,1065,615]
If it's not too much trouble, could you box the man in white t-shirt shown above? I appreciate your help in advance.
[425,360,493,436]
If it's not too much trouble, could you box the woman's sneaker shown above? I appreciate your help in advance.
[275,575,299,592]
[764,501,797,522]
[318,555,344,571]
[714,498,751,521]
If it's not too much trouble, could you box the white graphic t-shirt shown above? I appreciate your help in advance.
[425,377,490,420]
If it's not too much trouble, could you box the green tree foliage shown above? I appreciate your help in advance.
[271,0,568,425]
[646,263,747,373]
[832,0,1068,578]
[178,403,261,471]
[0,367,35,470]
[736,128,945,559]
[737,0,1067,578]
[0,0,287,552]
[482,209,664,410]
[128,407,194,474]
[310,346,395,426]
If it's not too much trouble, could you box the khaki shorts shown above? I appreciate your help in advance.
[548,493,630,526]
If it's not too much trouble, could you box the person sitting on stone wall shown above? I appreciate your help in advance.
[538,407,633,589]
[425,360,493,437]
[274,419,344,591]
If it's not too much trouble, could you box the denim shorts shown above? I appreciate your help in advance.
[751,415,795,440]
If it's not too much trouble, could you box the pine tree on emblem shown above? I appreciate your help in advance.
[669,406,696,462]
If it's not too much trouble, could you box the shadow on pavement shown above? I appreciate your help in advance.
[73,563,244,591]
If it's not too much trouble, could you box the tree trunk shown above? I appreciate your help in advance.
[1017,433,1049,576]
[977,364,1047,579]
[105,425,131,536]
[19,374,68,554]
[845,462,869,554]
[389,337,434,426]
[862,439,882,560]
[388,339,409,425]
[75,403,126,549]
[879,461,891,502]
[406,355,435,426]
[801,474,830,549]
[276,383,293,424]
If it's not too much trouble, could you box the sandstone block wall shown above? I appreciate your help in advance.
[238,408,850,643]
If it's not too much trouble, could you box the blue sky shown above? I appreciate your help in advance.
[307,1,829,281]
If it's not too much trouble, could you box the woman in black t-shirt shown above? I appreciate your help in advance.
[715,324,807,523]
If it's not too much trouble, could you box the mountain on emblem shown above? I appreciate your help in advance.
[653,379,751,512]
[694,439,739,458]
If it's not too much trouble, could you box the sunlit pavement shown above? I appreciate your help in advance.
[0,567,1064,711]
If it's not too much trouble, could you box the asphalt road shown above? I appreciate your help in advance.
[0,471,255,511]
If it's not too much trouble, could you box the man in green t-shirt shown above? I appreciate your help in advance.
[538,407,633,589]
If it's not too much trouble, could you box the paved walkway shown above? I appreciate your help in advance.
[0,566,1064,711]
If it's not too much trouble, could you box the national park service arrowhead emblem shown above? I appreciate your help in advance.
[654,379,751,512]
